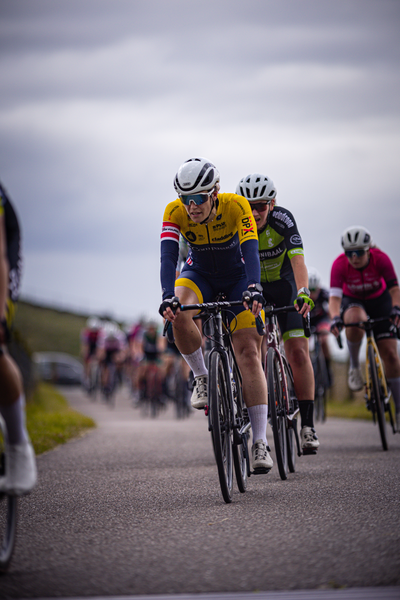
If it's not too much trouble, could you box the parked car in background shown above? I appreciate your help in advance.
[32,352,83,385]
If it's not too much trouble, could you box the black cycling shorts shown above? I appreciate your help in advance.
[261,278,305,341]
[341,290,395,341]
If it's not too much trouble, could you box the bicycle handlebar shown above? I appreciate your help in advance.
[335,315,398,349]
[263,300,311,338]
[162,299,265,337]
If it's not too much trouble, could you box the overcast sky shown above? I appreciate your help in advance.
[1,0,399,326]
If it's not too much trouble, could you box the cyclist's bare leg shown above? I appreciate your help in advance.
[0,350,23,405]
[0,348,37,494]
[284,337,314,401]
[232,327,266,409]
[170,286,206,378]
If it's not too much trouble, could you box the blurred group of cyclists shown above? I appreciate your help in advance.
[79,313,192,417]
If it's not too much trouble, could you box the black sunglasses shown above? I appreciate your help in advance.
[345,249,366,258]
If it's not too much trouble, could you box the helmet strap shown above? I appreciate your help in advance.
[200,197,217,225]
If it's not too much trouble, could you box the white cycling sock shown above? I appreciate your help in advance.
[248,404,269,446]
[0,394,29,445]
[181,348,208,378]
[387,377,400,413]
[347,339,362,369]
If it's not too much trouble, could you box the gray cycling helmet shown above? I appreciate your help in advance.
[174,157,220,196]
[308,268,321,290]
[341,226,372,251]
[236,173,277,202]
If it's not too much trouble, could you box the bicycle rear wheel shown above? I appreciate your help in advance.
[267,347,288,480]
[231,360,248,493]
[209,351,234,503]
[314,350,328,423]
[0,418,18,573]
[368,344,388,451]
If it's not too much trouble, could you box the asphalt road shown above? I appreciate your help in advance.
[1,384,400,599]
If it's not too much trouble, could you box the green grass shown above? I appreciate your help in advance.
[326,397,372,420]
[26,382,96,455]
[14,301,91,358]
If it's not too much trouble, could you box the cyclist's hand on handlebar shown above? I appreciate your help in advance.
[159,296,181,322]
[242,284,265,317]
[390,305,400,328]
[294,293,314,316]
[330,315,343,337]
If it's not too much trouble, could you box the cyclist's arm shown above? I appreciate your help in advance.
[160,219,181,300]
[328,295,341,320]
[290,254,308,292]
[240,238,261,287]
[388,284,400,315]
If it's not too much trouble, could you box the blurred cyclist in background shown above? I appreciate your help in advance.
[0,180,37,495]
[97,321,127,396]
[329,226,400,431]
[80,316,102,391]
[308,267,333,387]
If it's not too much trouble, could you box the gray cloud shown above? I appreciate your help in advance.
[0,0,399,319]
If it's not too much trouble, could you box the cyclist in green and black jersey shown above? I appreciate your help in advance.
[236,173,319,452]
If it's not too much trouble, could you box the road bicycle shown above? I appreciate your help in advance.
[309,327,329,423]
[141,361,165,418]
[337,317,397,451]
[262,302,311,480]
[164,294,264,503]
[0,415,18,573]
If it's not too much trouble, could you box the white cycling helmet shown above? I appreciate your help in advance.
[174,157,220,196]
[308,267,321,290]
[341,226,372,251]
[86,317,101,330]
[236,173,277,202]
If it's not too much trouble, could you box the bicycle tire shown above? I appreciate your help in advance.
[284,361,297,473]
[231,360,247,493]
[267,347,288,480]
[209,351,234,503]
[314,350,328,423]
[368,344,388,451]
[0,419,18,573]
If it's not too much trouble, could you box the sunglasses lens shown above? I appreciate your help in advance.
[250,202,269,212]
[180,193,210,206]
[345,249,365,257]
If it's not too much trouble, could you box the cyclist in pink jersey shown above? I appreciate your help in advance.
[329,226,400,431]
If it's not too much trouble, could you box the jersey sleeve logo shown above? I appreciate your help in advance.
[290,234,302,245]
[241,216,255,236]
[161,222,180,243]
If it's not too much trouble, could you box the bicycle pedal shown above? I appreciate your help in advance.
[251,467,271,475]
[302,448,318,455]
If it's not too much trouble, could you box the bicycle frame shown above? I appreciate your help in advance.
[364,334,390,405]
[263,305,299,423]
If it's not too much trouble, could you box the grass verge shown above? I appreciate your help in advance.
[26,382,96,455]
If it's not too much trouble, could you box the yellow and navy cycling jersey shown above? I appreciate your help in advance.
[0,181,22,328]
[160,193,259,300]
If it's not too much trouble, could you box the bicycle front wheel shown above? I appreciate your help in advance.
[368,344,388,451]
[0,419,18,573]
[231,359,248,493]
[284,360,298,473]
[209,351,234,503]
[267,347,288,480]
